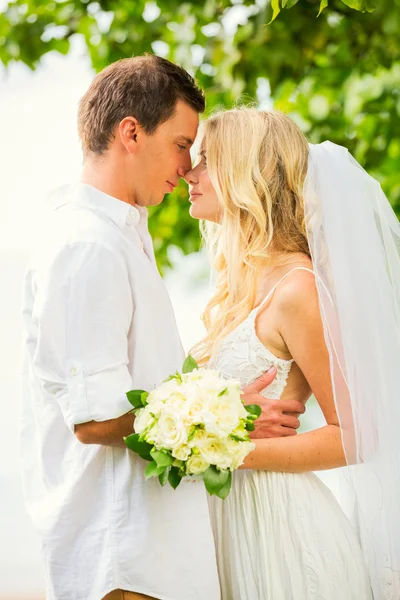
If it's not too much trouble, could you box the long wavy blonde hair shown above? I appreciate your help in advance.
[191,108,310,365]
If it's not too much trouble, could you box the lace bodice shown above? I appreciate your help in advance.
[209,307,293,400]
[209,267,315,400]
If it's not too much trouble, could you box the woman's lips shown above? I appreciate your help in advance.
[189,192,202,202]
[166,181,175,192]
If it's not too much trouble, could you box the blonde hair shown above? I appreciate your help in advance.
[191,108,310,365]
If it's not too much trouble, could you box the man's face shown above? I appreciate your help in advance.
[132,100,199,207]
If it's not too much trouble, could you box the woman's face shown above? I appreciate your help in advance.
[184,145,222,223]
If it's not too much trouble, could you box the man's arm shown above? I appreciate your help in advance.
[75,412,135,447]
[33,241,135,440]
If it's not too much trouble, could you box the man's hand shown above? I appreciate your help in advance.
[241,368,306,439]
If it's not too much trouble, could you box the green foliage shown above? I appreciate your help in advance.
[203,464,232,498]
[182,354,199,373]
[168,466,182,489]
[124,433,153,460]
[150,448,174,467]
[126,389,148,408]
[2,0,399,269]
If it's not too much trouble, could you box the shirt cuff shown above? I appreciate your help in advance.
[58,361,134,432]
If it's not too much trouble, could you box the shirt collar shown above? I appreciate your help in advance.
[50,183,147,230]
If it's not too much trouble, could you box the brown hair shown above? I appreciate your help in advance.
[78,54,205,155]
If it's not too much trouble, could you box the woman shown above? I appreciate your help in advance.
[184,108,400,599]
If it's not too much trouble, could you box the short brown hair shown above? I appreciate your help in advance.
[78,55,205,155]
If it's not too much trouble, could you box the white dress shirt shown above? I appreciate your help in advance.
[20,183,220,600]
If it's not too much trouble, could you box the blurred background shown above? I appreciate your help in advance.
[1,0,399,597]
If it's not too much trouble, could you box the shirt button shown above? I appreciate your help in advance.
[128,208,140,225]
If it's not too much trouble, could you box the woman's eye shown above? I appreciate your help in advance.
[178,144,187,151]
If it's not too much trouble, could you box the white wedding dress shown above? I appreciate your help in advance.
[208,268,373,600]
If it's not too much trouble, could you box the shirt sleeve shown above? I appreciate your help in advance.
[32,241,134,431]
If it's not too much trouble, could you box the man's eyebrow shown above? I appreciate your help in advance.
[176,135,194,145]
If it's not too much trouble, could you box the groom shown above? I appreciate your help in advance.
[20,55,305,600]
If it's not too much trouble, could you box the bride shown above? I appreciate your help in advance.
[184,108,400,599]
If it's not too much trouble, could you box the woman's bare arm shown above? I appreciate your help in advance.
[242,272,346,472]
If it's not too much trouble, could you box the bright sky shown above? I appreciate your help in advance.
[0,38,94,252]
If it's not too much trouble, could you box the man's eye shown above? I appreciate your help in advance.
[178,144,187,151]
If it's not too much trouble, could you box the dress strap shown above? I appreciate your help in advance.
[256,267,315,312]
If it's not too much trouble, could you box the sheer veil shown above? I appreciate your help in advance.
[304,141,400,599]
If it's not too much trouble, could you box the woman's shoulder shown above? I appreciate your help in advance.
[274,265,319,317]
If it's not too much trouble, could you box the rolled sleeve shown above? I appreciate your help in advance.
[32,241,134,431]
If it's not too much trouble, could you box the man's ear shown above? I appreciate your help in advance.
[118,116,141,154]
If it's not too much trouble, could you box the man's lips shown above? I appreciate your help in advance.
[166,181,175,192]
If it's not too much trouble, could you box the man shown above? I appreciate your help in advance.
[20,55,305,600]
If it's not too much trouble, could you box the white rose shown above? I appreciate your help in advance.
[186,454,210,475]
[199,437,232,470]
[147,378,181,406]
[188,427,210,449]
[172,444,191,461]
[226,439,255,469]
[207,396,242,436]
[184,389,211,424]
[166,391,187,411]
[133,407,155,435]
[155,409,188,451]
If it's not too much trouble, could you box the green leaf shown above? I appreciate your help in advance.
[145,461,166,479]
[182,354,199,373]
[165,371,183,383]
[230,434,247,442]
[269,0,281,23]
[216,471,232,500]
[203,465,230,496]
[141,391,149,406]
[168,466,183,490]
[124,433,153,461]
[218,388,228,397]
[340,0,375,12]
[187,426,197,443]
[318,0,328,15]
[245,422,255,432]
[245,404,262,418]
[126,390,147,409]
[150,448,174,468]
[159,467,170,486]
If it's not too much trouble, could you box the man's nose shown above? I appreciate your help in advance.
[177,165,189,179]
[177,150,194,179]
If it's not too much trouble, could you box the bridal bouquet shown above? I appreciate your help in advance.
[124,356,260,499]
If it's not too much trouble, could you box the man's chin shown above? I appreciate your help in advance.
[136,194,166,207]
